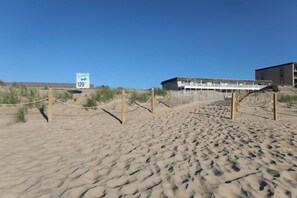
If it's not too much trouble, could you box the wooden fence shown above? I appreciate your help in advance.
[231,92,278,121]
[47,88,172,125]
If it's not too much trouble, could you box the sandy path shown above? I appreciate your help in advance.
[0,101,297,198]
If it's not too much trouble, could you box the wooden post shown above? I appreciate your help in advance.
[151,88,154,114]
[235,93,238,112]
[169,90,172,108]
[231,92,236,121]
[121,89,126,124]
[273,93,277,121]
[48,88,53,123]
[243,90,247,98]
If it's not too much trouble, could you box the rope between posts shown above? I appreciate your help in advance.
[54,98,122,109]
[237,101,274,109]
[101,102,140,113]
[156,96,171,102]
[0,98,48,106]
[134,97,152,105]
[126,100,149,112]
[126,104,140,113]
[278,102,287,107]
[144,97,153,104]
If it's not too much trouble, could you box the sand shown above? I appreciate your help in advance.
[0,93,297,198]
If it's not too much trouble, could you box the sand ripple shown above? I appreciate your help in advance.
[0,101,297,197]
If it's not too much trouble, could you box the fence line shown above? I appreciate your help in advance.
[233,93,278,121]
[100,100,141,114]
[3,88,286,124]
[48,89,169,124]
[54,98,122,109]
[170,90,225,107]
[237,101,274,109]
[278,102,291,107]
[126,104,140,113]
[156,96,171,102]
[134,97,152,105]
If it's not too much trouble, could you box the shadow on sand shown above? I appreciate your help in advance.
[39,108,48,122]
[101,108,122,124]
[156,99,171,108]
[134,102,152,113]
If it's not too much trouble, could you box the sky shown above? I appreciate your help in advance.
[0,0,297,89]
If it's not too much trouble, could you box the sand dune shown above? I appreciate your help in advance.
[0,96,297,198]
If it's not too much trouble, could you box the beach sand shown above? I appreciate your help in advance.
[0,93,297,198]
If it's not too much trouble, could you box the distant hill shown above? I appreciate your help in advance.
[2,82,94,89]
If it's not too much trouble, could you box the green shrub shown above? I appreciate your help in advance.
[19,86,28,97]
[250,91,259,97]
[29,89,38,98]
[95,86,115,102]
[18,87,38,98]
[15,106,28,123]
[154,88,167,97]
[0,88,20,104]
[129,91,150,103]
[35,100,46,110]
[32,93,47,110]
[0,87,47,110]
[114,87,124,95]
[54,91,73,102]
[83,96,97,109]
[24,89,40,108]
[265,84,279,92]
[278,94,297,104]
[64,91,73,101]
[0,80,5,86]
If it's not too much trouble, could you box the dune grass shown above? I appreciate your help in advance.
[15,106,28,123]
[54,90,73,102]
[0,88,20,104]
[95,86,116,102]
[83,96,97,109]
[83,86,118,109]
[264,84,279,92]
[0,87,49,123]
[278,94,297,106]
[129,91,150,104]
[154,88,167,97]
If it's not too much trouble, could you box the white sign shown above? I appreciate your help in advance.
[76,73,90,89]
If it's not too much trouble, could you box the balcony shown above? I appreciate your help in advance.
[177,82,268,91]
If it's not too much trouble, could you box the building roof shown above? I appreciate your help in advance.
[255,62,297,71]
[161,77,271,85]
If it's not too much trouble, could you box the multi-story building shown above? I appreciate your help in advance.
[161,77,271,91]
[255,62,297,86]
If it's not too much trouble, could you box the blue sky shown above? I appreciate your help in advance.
[0,0,296,88]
